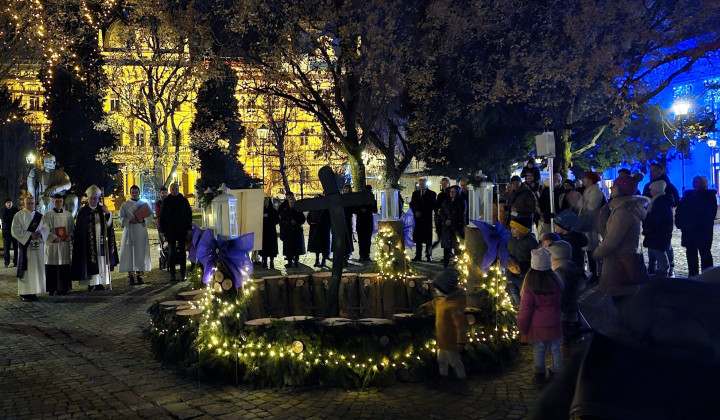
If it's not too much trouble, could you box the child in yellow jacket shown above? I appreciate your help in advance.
[421,270,467,381]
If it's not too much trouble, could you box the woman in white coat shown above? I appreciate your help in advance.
[118,185,153,285]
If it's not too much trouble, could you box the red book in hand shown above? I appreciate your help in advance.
[134,204,152,220]
[55,226,67,240]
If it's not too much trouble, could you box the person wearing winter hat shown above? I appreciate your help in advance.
[593,177,650,310]
[549,240,584,328]
[642,162,680,276]
[506,217,539,306]
[577,171,605,285]
[558,179,576,212]
[517,247,563,388]
[540,232,561,248]
[420,270,467,390]
[554,210,589,278]
[643,179,673,279]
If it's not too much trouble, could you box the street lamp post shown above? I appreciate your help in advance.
[708,139,718,189]
[257,125,269,187]
[672,101,690,192]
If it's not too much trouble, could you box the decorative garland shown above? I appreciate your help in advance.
[146,256,520,388]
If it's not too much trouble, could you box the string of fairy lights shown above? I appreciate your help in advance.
[147,224,519,383]
[4,0,118,93]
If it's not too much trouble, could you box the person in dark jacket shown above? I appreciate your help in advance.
[508,176,538,225]
[307,195,331,267]
[1,199,19,267]
[520,157,542,188]
[506,217,539,306]
[553,209,589,279]
[459,178,470,226]
[279,195,306,268]
[260,196,280,269]
[675,175,717,276]
[355,185,377,262]
[642,180,674,279]
[340,185,354,265]
[434,177,451,248]
[439,186,466,267]
[558,180,576,212]
[642,162,680,276]
[159,183,193,281]
[538,174,562,234]
[410,178,437,261]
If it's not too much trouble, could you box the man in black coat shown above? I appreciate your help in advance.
[410,178,437,261]
[355,185,377,262]
[159,183,193,281]
[643,180,674,279]
[1,199,19,267]
[676,175,717,276]
[642,162,680,276]
[434,177,450,248]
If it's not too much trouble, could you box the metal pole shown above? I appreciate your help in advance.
[548,156,555,232]
[680,121,686,192]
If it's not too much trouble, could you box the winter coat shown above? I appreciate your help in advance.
[421,288,467,351]
[279,204,306,257]
[409,188,437,243]
[577,183,605,251]
[518,278,563,343]
[307,209,330,254]
[159,193,193,241]
[260,205,279,257]
[439,197,466,249]
[509,184,538,217]
[593,195,649,297]
[642,174,680,207]
[507,233,539,287]
[675,188,717,249]
[538,186,562,224]
[642,194,674,250]
[1,206,19,235]
[355,199,377,235]
[560,231,589,276]
[520,165,541,185]
[555,261,583,318]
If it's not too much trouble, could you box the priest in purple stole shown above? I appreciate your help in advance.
[71,185,118,291]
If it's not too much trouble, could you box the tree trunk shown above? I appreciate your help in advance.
[347,148,367,191]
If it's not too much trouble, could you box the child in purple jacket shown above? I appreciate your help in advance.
[517,247,564,388]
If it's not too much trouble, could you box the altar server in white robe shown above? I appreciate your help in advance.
[71,185,118,291]
[42,194,75,295]
[11,196,46,301]
[118,185,152,285]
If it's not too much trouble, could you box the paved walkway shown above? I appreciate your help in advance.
[1,227,718,419]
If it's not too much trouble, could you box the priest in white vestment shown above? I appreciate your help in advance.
[70,185,118,291]
[118,185,152,285]
[11,196,46,301]
[41,194,75,295]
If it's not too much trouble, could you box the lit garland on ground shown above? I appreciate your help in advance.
[146,253,520,387]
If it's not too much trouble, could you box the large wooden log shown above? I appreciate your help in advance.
[379,276,396,319]
[338,273,360,318]
[247,278,268,320]
[311,272,334,317]
[264,275,288,318]
[358,273,383,318]
[287,274,313,316]
[393,277,411,314]
[464,225,489,308]
[406,275,432,311]
[178,289,204,301]
[377,220,406,274]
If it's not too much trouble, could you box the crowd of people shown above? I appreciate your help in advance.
[503,159,718,388]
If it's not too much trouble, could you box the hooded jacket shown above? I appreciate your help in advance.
[421,288,467,351]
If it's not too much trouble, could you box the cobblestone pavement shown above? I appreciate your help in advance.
[2,226,718,419]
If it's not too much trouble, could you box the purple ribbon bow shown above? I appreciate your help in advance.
[196,229,255,289]
[372,213,381,235]
[402,211,415,250]
[471,220,510,273]
[188,223,204,264]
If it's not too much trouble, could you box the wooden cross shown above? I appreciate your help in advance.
[294,166,375,317]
